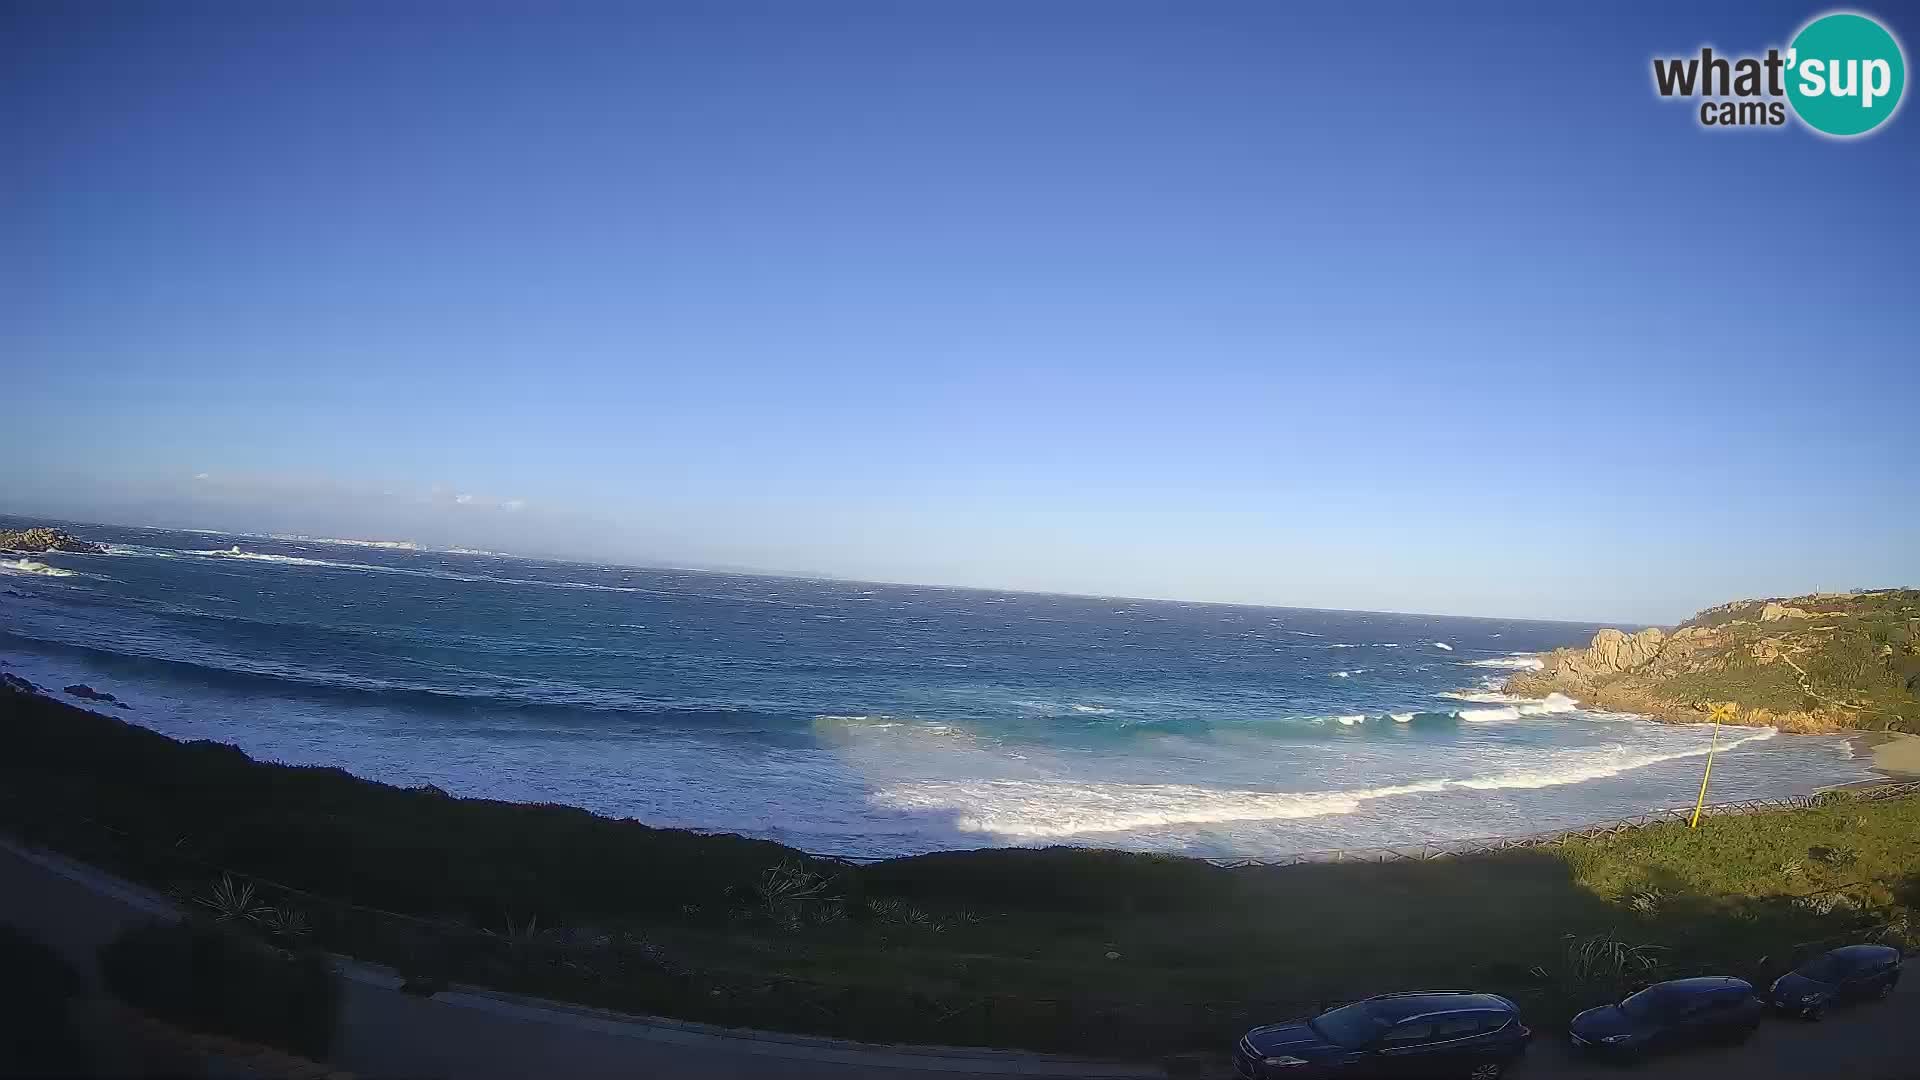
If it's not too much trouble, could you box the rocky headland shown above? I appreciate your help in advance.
[1506,589,1920,735]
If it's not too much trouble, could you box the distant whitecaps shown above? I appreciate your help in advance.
[1432,642,1453,651]
[188,547,649,594]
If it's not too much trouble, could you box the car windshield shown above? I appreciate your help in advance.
[1794,956,1846,982]
[1308,1002,1391,1048]
[1618,986,1675,1020]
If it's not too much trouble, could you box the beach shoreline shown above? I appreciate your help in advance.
[1852,730,1920,781]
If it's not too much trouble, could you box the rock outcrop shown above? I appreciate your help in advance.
[1510,626,1666,695]
[65,684,119,704]
[1505,588,1920,734]
[0,527,106,555]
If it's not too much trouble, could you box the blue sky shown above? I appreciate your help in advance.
[3,2,1915,623]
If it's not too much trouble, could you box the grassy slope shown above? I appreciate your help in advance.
[3,685,1916,1057]
[1518,589,1920,732]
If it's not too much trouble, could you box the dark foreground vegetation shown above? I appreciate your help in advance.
[0,922,89,1075]
[99,918,341,1060]
[3,684,1916,1059]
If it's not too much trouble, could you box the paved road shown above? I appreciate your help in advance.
[5,836,1917,1079]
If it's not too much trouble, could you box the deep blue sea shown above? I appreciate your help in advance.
[0,518,1871,858]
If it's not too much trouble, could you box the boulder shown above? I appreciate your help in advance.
[1760,602,1812,622]
[64,684,120,704]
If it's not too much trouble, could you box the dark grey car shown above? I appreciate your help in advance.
[1569,977,1763,1060]
[1769,944,1902,1019]
[1234,991,1531,1079]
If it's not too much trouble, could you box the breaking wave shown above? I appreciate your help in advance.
[1454,693,1580,722]
[871,728,1779,839]
[1,559,79,578]
[1466,654,1545,670]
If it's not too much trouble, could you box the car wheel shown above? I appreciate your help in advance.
[1468,1062,1505,1080]
[1804,1004,1825,1022]
[1875,980,1896,999]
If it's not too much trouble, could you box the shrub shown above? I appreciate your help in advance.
[98,918,340,1060]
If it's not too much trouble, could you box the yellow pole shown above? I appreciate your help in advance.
[1689,703,1735,828]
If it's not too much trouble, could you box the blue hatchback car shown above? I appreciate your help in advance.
[1234,991,1531,1079]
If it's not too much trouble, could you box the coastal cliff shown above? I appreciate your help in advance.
[1507,589,1920,733]
[0,527,105,555]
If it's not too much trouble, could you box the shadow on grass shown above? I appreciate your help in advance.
[4,684,1915,1058]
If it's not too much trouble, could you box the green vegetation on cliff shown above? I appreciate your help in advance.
[4,684,1917,1057]
[1509,589,1920,733]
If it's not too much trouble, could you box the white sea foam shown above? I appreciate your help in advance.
[1466,654,1545,670]
[1,559,77,578]
[1390,712,1414,722]
[1069,704,1115,715]
[193,548,355,569]
[1332,670,1351,678]
[1432,642,1453,651]
[1439,690,1532,704]
[102,544,176,558]
[1336,714,1365,725]
[869,728,1780,839]
[1454,693,1580,722]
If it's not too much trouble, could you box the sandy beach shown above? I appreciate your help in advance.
[1855,731,1920,780]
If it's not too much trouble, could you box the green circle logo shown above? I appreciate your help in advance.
[1786,12,1906,136]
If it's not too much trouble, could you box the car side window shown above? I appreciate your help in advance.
[1378,1021,1437,1048]
[1431,1016,1484,1041]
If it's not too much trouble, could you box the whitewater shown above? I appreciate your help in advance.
[0,518,1871,858]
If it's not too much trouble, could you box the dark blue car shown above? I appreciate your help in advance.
[1234,990,1531,1079]
[1769,944,1902,1019]
[1568,976,1762,1059]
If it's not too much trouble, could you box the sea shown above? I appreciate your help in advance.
[0,517,1872,859]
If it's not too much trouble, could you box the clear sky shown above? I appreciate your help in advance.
[3,2,1915,623]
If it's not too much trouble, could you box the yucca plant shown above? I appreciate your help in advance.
[194,874,262,923]
[251,905,312,940]
[1562,932,1665,985]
